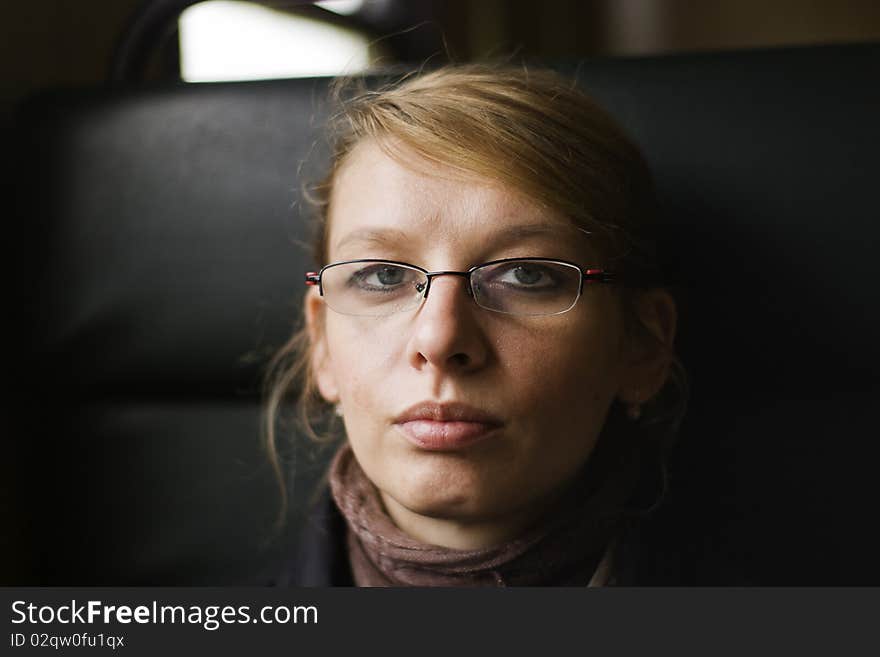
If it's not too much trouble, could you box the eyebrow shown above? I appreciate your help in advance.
[334,227,412,253]
[333,223,590,254]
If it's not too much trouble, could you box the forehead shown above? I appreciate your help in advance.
[327,140,594,262]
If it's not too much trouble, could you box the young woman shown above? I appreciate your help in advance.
[266,65,687,586]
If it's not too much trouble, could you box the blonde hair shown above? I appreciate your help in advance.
[263,64,688,523]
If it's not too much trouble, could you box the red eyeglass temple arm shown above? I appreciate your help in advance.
[305,272,320,286]
[585,269,614,283]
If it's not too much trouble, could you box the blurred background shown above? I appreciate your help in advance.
[3,1,880,585]
[3,0,880,104]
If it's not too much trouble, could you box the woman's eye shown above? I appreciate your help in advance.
[352,265,409,289]
[496,264,556,288]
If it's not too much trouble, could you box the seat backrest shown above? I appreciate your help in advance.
[10,42,880,584]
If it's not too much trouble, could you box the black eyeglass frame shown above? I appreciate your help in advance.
[305,257,615,315]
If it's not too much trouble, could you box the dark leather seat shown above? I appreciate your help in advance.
[10,42,880,584]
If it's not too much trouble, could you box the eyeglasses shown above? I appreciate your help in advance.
[305,257,615,317]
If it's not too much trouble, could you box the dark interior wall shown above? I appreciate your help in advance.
[0,0,141,105]
[4,0,880,104]
[1,1,141,586]
[603,0,880,55]
[439,0,880,59]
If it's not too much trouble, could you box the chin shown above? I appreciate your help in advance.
[381,454,503,519]
[395,488,476,519]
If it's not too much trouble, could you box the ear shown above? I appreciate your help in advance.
[304,287,340,403]
[618,288,678,405]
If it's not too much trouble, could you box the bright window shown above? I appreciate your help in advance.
[179,0,371,82]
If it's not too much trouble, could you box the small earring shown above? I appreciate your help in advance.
[334,403,344,418]
[626,390,642,421]
[627,403,642,421]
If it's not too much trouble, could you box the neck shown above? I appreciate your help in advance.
[329,441,642,586]
[378,487,566,551]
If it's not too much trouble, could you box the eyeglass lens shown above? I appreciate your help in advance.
[320,260,582,317]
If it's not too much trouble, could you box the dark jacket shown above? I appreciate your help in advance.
[274,484,760,586]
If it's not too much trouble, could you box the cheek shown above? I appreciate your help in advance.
[324,316,405,416]
[499,309,623,421]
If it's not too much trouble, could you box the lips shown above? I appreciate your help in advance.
[393,401,503,451]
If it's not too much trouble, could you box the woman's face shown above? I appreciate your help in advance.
[307,140,664,542]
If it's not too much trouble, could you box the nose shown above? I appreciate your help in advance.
[406,274,489,375]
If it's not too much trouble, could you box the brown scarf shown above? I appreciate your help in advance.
[328,435,643,587]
